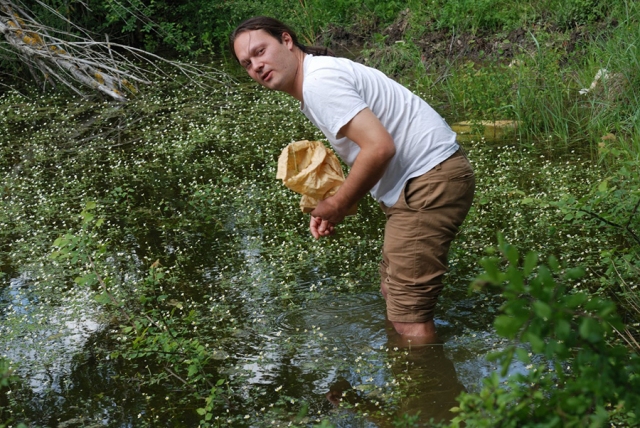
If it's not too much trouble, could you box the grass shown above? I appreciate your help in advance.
[349,0,640,158]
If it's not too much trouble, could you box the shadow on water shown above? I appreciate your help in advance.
[325,344,466,427]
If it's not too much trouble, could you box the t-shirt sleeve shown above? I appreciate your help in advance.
[303,68,368,139]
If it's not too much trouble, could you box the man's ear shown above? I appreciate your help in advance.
[281,32,294,49]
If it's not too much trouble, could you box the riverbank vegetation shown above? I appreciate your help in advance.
[1,0,639,427]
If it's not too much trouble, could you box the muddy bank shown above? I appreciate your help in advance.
[320,9,618,71]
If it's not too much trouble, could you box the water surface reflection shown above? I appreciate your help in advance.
[241,290,499,426]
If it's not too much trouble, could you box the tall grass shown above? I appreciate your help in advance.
[356,0,639,157]
[585,2,640,159]
[510,31,586,150]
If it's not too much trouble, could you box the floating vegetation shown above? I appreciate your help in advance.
[0,66,629,427]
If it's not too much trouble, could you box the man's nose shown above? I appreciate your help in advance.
[251,58,263,72]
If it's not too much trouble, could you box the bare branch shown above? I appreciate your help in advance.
[0,0,231,101]
[579,208,640,246]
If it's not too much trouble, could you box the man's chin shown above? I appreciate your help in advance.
[263,82,280,91]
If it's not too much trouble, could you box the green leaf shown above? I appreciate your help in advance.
[585,297,603,311]
[506,265,524,291]
[80,211,95,223]
[196,408,206,416]
[75,273,97,287]
[524,332,545,353]
[495,315,523,338]
[597,301,617,318]
[515,348,530,364]
[564,292,587,309]
[579,317,602,343]
[53,237,68,247]
[554,319,571,340]
[565,267,585,280]
[504,243,519,266]
[538,265,555,292]
[479,257,503,283]
[94,292,112,305]
[188,364,199,377]
[597,179,609,192]
[533,301,552,320]
[523,252,538,277]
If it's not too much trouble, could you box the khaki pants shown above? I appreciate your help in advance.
[379,149,475,323]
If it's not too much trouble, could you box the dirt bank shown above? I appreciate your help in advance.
[321,9,617,71]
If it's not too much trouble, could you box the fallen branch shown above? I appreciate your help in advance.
[0,0,230,101]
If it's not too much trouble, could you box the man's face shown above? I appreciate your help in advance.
[233,29,299,93]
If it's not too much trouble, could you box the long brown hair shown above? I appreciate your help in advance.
[229,16,335,61]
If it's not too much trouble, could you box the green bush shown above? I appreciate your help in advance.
[448,235,640,427]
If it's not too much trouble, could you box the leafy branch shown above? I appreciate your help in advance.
[451,234,640,427]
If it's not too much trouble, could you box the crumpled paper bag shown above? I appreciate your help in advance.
[276,140,357,215]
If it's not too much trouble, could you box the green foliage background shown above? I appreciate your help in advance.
[7,0,628,53]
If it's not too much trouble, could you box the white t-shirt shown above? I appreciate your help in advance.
[300,54,458,206]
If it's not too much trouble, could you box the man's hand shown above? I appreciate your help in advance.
[309,196,344,239]
[310,214,335,239]
[311,196,347,224]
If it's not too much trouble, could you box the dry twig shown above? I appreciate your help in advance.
[0,0,229,101]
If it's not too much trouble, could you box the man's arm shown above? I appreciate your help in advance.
[310,107,396,238]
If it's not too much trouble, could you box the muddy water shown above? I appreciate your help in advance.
[245,292,467,426]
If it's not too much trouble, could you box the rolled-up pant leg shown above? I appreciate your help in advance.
[379,150,475,323]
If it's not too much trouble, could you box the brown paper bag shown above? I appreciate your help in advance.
[276,140,357,215]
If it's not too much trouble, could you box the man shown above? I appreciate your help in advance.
[230,16,475,344]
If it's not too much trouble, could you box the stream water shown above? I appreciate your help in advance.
[0,210,512,427]
[1,271,508,427]
[0,71,600,426]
